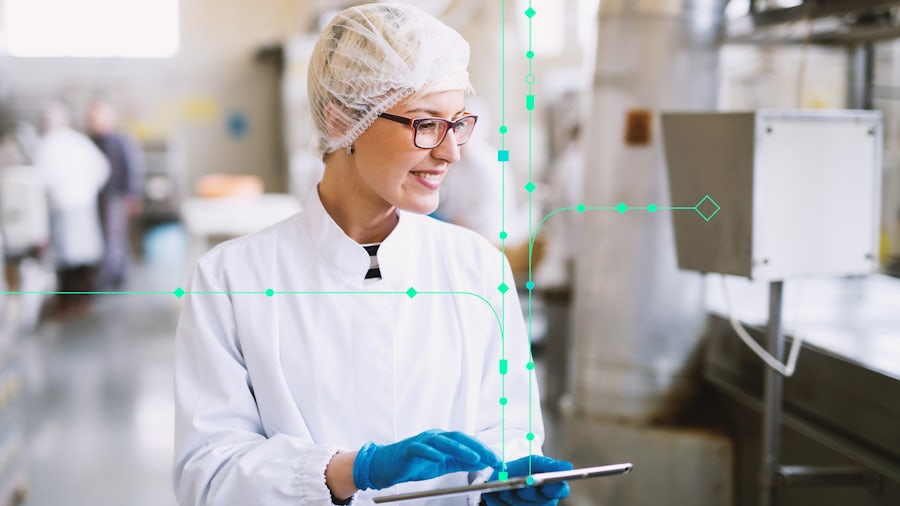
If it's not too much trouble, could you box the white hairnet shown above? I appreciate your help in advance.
[308,3,472,157]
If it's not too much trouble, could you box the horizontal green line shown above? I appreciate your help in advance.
[274,291,407,295]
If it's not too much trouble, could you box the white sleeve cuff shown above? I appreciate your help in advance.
[294,444,345,504]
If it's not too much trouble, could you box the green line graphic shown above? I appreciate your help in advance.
[525,0,536,479]
[528,195,721,256]
[7,3,728,486]
[182,289,507,336]
[500,0,510,470]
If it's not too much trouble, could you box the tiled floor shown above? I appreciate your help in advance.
[21,224,187,506]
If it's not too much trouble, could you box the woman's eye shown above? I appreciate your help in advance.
[417,120,440,132]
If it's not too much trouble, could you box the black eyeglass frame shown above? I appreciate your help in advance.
[378,112,479,149]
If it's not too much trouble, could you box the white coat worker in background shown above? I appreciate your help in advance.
[34,102,109,317]
[87,99,144,290]
[173,3,572,505]
[434,97,524,248]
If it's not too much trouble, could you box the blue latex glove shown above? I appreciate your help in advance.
[483,455,573,506]
[353,429,502,491]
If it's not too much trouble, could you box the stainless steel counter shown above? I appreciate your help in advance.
[702,274,900,506]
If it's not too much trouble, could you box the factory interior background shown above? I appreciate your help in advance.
[0,0,898,505]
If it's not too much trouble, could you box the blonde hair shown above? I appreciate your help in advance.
[307,3,472,157]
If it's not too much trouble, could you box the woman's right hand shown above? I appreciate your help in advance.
[352,429,501,490]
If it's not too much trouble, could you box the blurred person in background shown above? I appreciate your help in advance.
[87,99,143,289]
[434,97,519,245]
[34,102,109,318]
[434,98,538,278]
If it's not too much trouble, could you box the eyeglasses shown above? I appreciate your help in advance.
[378,112,478,149]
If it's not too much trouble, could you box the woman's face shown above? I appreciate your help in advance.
[350,89,466,215]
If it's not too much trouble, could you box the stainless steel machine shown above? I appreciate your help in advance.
[663,109,898,506]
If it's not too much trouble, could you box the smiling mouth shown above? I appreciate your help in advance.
[410,171,444,182]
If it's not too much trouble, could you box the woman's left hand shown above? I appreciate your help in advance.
[482,455,573,506]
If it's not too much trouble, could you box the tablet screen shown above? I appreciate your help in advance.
[373,463,633,503]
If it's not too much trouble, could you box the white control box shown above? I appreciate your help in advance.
[661,110,882,280]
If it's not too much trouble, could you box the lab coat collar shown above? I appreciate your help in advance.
[377,209,414,284]
[302,186,414,284]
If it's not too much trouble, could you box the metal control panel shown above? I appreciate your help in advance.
[662,109,882,280]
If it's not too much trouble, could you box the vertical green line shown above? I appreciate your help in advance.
[526,0,536,467]
[500,0,508,467]
[501,0,506,149]
[528,288,534,469]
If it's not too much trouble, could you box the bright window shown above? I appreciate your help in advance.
[517,0,564,56]
[3,0,179,57]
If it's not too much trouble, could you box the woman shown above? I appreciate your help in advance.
[173,4,570,505]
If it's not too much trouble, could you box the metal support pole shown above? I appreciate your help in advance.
[847,42,875,110]
[760,280,785,506]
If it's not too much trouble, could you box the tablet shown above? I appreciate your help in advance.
[372,463,633,503]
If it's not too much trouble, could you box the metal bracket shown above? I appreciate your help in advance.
[776,465,884,492]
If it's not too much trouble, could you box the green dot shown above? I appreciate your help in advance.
[648,204,657,213]
[526,50,534,59]
[526,432,535,441]
[526,362,535,371]
[499,397,508,406]
[265,289,274,297]
[499,231,508,240]
[577,204,586,213]
[499,125,508,134]
[525,74,536,84]
[526,476,535,486]
[526,281,535,290]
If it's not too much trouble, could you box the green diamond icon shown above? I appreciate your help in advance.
[616,202,628,214]
[694,195,720,221]
[525,7,536,18]
[525,182,536,193]
[498,283,509,294]
[406,287,418,299]
[174,287,185,299]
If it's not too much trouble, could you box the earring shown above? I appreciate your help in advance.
[346,145,355,155]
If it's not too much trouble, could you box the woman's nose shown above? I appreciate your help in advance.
[432,129,462,164]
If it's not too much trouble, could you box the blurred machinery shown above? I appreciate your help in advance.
[663,110,882,280]
[0,231,26,506]
[564,1,900,506]
[562,1,733,505]
[663,109,891,506]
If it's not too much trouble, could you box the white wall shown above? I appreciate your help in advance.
[0,0,319,194]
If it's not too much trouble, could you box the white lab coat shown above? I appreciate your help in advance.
[34,127,109,266]
[174,188,543,506]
